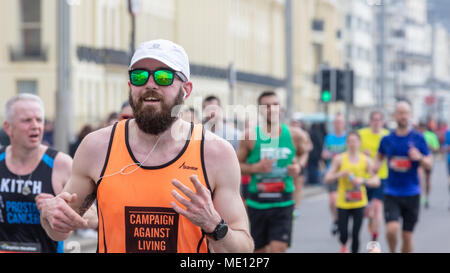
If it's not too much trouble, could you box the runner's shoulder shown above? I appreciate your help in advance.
[289,126,307,139]
[358,127,369,135]
[203,129,236,159]
[202,129,239,190]
[53,150,73,172]
[76,125,114,158]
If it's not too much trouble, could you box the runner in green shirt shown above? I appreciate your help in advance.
[237,91,309,253]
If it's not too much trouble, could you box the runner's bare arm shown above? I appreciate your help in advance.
[299,131,312,167]
[420,155,433,171]
[204,134,254,252]
[51,152,73,194]
[35,152,73,218]
[364,156,380,188]
[373,153,385,174]
[324,155,347,183]
[409,146,432,171]
[290,128,311,172]
[39,127,111,241]
[237,129,255,175]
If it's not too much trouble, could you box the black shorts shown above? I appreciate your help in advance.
[384,194,420,232]
[247,205,294,250]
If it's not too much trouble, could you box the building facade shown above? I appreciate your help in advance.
[0,0,348,150]
[292,0,343,116]
[0,0,289,145]
[340,0,376,109]
[374,0,450,122]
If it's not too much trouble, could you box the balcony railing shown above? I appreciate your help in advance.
[9,45,48,62]
[76,46,129,66]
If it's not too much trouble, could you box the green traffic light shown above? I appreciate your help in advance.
[322,90,331,102]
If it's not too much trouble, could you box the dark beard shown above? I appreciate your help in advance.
[129,88,184,135]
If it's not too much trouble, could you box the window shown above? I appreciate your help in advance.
[312,19,324,32]
[376,45,383,64]
[392,29,405,38]
[346,44,353,58]
[17,80,38,94]
[346,15,352,29]
[18,0,43,58]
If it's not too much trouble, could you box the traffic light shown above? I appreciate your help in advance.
[335,70,354,104]
[336,70,345,102]
[321,69,332,103]
[320,68,354,103]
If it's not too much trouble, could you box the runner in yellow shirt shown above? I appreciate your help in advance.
[325,132,380,253]
[358,111,389,242]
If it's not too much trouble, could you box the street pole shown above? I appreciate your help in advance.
[344,66,352,132]
[285,0,294,120]
[130,15,135,58]
[128,0,137,60]
[54,0,72,153]
[228,62,236,106]
[429,6,437,120]
[379,0,386,109]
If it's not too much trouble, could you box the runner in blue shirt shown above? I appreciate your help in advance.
[322,114,347,236]
[375,101,432,253]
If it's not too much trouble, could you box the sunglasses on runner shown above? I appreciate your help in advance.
[129,68,187,86]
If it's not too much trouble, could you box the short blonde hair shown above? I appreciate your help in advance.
[4,94,45,124]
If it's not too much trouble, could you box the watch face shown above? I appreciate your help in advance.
[215,222,228,240]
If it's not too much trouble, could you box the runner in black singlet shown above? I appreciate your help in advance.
[0,94,95,253]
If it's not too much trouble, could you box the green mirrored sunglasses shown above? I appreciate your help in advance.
[129,68,187,86]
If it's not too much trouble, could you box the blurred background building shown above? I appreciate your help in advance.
[339,0,377,119]
[0,0,449,152]
[292,0,343,115]
[375,0,450,122]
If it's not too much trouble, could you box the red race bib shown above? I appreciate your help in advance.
[389,157,412,172]
[345,190,363,202]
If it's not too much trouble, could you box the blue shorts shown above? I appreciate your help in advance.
[367,179,386,201]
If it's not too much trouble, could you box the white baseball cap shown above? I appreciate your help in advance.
[129,39,190,81]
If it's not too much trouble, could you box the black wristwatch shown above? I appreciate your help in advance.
[203,219,228,241]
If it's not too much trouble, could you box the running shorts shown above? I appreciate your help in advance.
[247,205,294,250]
[384,194,420,232]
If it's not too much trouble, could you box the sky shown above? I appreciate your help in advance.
[428,0,450,30]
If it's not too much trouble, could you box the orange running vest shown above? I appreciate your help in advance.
[96,120,210,253]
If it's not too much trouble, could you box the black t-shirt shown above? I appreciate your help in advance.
[0,147,62,253]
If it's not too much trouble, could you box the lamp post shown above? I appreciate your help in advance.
[128,0,141,59]
[54,0,72,153]
[285,0,293,119]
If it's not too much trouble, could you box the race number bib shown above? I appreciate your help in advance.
[125,207,179,253]
[389,156,412,172]
[257,181,286,193]
[345,189,363,202]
